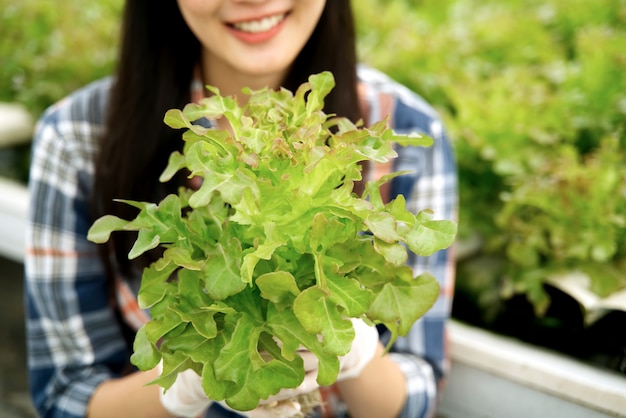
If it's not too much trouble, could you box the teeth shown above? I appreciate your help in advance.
[233,14,285,33]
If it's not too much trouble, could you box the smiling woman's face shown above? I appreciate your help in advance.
[177,0,326,93]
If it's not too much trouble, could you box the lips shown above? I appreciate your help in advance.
[230,13,287,34]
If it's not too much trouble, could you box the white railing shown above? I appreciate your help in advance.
[0,177,28,262]
[0,103,33,148]
[440,320,626,418]
[0,103,32,263]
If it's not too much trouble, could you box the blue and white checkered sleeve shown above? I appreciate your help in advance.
[25,100,130,418]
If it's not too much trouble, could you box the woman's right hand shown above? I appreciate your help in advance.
[158,353,320,418]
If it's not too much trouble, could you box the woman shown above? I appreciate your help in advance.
[25,1,457,417]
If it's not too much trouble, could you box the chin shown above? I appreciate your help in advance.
[243,64,291,84]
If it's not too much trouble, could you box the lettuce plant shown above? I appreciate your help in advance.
[88,72,456,411]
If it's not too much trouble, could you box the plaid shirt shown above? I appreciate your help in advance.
[25,65,457,418]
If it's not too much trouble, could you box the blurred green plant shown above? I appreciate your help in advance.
[0,0,122,182]
[0,0,122,116]
[355,0,626,321]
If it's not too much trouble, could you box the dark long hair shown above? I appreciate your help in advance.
[92,1,361,289]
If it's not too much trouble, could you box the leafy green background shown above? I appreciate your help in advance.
[3,0,626,364]
[0,0,122,115]
[0,0,122,182]
[354,0,626,327]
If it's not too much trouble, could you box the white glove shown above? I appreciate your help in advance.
[158,354,320,418]
[336,318,380,381]
[159,365,212,418]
